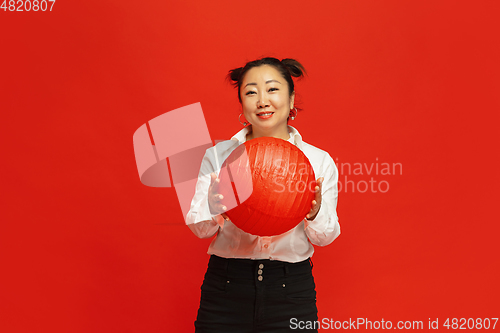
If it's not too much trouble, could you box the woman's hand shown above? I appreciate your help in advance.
[306,177,324,220]
[208,173,230,221]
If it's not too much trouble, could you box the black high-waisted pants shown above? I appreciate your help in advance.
[194,255,318,332]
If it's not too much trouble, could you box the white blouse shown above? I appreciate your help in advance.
[185,125,341,263]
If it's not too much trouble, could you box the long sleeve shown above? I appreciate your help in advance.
[185,148,225,239]
[304,153,341,246]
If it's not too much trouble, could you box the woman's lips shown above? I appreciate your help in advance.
[257,112,274,119]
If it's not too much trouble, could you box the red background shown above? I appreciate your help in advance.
[1,1,499,332]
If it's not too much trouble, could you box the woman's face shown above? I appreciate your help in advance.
[240,65,294,136]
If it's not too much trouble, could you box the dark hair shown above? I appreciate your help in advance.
[227,57,306,103]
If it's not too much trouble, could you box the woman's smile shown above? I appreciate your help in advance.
[256,111,274,119]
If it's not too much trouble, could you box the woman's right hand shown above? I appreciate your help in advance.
[208,172,230,221]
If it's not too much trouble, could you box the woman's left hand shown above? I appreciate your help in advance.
[306,177,324,220]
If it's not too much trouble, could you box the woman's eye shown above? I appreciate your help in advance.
[269,88,279,92]
[245,91,256,95]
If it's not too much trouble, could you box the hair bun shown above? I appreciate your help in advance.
[228,67,243,83]
[281,58,306,78]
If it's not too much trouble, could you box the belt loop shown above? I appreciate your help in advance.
[284,263,289,290]
[224,257,229,278]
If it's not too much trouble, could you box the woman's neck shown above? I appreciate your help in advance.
[246,125,290,142]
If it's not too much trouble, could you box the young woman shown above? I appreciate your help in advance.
[186,57,340,332]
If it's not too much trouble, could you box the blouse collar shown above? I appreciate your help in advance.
[230,125,304,150]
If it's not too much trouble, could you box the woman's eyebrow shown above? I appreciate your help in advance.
[244,80,282,88]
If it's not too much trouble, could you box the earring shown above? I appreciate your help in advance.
[289,107,298,120]
[239,113,248,126]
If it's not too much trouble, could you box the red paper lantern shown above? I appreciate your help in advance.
[217,137,316,236]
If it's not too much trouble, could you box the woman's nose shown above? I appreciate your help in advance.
[257,94,270,108]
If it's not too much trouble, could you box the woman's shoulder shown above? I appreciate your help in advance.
[210,138,240,152]
[203,139,241,161]
[300,140,334,162]
[300,140,338,177]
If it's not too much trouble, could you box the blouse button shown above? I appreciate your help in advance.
[258,269,263,275]
[259,264,264,269]
[258,276,263,281]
